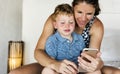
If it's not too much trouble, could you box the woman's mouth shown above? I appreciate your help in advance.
[77,20,87,27]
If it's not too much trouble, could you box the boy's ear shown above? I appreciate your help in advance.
[53,22,57,29]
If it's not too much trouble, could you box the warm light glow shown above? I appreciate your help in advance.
[8,58,22,71]
[8,41,24,73]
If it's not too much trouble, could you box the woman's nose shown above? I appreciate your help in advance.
[81,14,87,21]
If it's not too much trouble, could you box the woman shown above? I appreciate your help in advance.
[35,0,104,74]
[9,0,120,74]
[35,0,103,74]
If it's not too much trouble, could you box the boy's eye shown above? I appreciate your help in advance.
[69,21,74,24]
[69,22,74,24]
[61,22,65,24]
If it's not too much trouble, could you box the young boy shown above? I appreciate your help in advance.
[42,4,85,74]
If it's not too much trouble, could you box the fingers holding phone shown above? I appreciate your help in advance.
[81,48,98,63]
[78,48,99,72]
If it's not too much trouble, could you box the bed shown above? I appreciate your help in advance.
[101,29,120,68]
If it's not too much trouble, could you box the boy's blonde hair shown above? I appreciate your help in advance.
[51,4,73,21]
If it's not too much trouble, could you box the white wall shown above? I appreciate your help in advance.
[22,0,120,64]
[99,0,120,30]
[0,0,22,73]
[98,0,120,61]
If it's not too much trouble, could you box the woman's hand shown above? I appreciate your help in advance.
[77,52,104,72]
[52,59,78,74]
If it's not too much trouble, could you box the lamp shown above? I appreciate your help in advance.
[8,41,24,73]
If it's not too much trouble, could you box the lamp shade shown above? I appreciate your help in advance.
[8,41,24,73]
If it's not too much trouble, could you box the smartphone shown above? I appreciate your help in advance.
[78,48,98,72]
[82,48,98,62]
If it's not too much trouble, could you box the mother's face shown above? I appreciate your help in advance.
[73,2,95,28]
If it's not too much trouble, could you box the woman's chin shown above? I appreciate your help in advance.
[78,25,85,28]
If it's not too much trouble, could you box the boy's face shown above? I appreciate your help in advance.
[54,14,75,37]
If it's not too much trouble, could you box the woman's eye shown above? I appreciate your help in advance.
[87,13,93,15]
[77,11,82,14]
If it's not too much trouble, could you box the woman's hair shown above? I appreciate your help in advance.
[51,4,73,21]
[72,0,101,16]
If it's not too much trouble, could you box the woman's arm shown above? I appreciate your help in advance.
[89,18,104,69]
[89,17,104,70]
[78,17,104,72]
[34,14,57,67]
[88,17,104,70]
[89,17,104,50]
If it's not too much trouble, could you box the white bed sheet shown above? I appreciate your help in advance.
[104,61,120,68]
